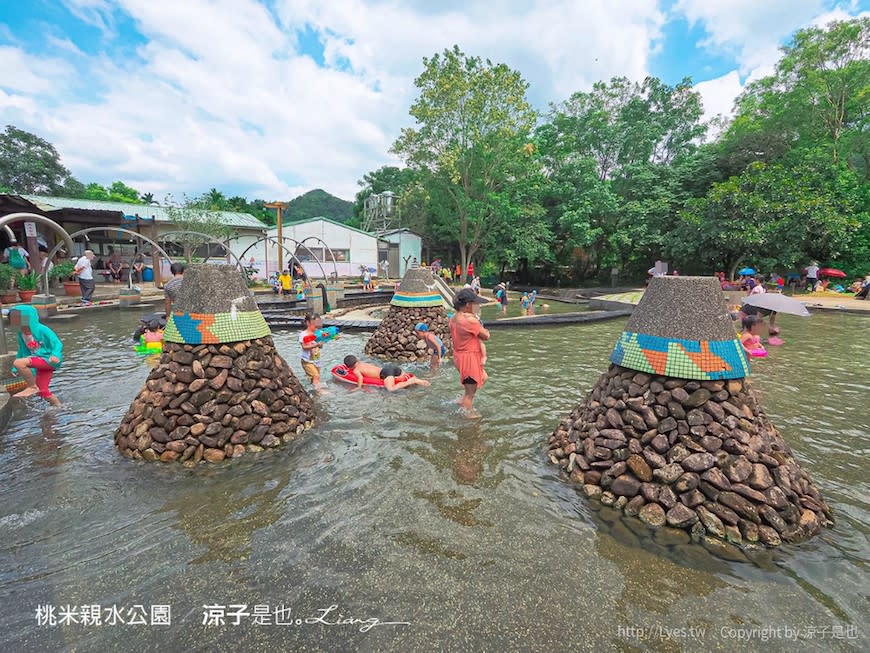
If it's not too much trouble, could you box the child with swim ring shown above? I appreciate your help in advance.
[9,305,63,406]
[341,355,430,392]
[414,323,447,372]
[143,320,164,345]
[740,315,768,358]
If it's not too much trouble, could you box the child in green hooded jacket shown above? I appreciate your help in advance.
[10,305,63,406]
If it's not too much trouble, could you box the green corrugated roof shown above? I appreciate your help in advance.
[22,195,267,230]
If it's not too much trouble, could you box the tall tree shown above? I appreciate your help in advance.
[393,46,540,282]
[163,194,237,263]
[736,18,870,171]
[0,125,72,193]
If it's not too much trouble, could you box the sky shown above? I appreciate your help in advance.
[1,0,868,203]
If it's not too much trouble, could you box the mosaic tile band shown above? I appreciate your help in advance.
[390,291,445,308]
[3,378,27,394]
[164,310,271,344]
[610,331,750,380]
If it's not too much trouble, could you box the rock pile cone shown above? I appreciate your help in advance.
[115,265,314,465]
[364,267,452,363]
[548,276,833,547]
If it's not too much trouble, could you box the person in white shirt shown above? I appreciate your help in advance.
[74,250,96,305]
[750,276,766,295]
[806,261,820,292]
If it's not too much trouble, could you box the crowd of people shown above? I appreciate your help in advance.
[294,287,490,417]
[715,261,870,298]
[8,254,868,415]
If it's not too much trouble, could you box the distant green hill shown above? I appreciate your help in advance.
[285,188,353,223]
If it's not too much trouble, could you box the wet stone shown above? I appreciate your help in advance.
[639,503,666,528]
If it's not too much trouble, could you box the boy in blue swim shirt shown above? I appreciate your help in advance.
[414,322,447,372]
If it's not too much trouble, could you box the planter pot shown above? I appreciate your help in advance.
[0,292,18,304]
[62,281,81,296]
[18,290,37,303]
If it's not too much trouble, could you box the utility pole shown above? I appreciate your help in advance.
[264,201,289,272]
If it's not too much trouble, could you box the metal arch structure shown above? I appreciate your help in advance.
[42,227,175,293]
[236,235,329,281]
[155,230,246,270]
[279,237,329,281]
[238,236,300,273]
[0,212,76,270]
[237,236,309,284]
[298,236,339,281]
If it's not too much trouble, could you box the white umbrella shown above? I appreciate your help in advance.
[742,294,810,317]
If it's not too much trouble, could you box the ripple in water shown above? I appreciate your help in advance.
[0,309,867,651]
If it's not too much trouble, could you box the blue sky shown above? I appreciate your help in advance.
[0,0,867,201]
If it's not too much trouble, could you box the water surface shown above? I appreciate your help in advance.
[0,310,866,651]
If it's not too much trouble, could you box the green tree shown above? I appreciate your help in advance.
[204,188,227,210]
[393,46,540,282]
[163,194,237,264]
[84,182,109,201]
[535,75,705,279]
[0,125,72,193]
[59,176,87,198]
[108,180,141,203]
[140,192,155,204]
[735,18,869,172]
[676,152,864,276]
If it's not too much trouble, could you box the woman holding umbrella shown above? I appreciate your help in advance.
[741,292,811,346]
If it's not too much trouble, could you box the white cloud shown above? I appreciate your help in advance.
[2,0,668,201]
[10,0,864,204]
[693,70,744,123]
[0,47,75,94]
[681,1,868,129]
[673,0,832,74]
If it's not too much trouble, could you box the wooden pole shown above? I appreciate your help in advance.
[264,201,289,273]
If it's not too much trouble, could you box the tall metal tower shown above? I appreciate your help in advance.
[362,191,398,232]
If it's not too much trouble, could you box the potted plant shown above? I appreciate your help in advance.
[17,270,39,302]
[0,263,17,304]
[49,261,79,295]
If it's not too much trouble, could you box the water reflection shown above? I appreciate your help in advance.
[0,309,866,651]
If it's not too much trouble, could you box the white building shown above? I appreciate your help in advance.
[377,228,423,278]
[260,217,381,279]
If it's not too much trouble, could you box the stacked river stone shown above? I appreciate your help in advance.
[364,267,452,363]
[548,276,833,548]
[115,265,314,465]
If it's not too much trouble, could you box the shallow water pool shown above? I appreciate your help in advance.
[0,310,867,651]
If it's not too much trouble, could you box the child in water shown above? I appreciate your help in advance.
[740,315,767,357]
[342,355,430,392]
[142,320,164,344]
[521,293,530,314]
[449,288,490,417]
[9,305,63,406]
[299,312,325,390]
[414,323,447,371]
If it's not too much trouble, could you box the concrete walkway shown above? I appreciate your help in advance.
[589,288,870,315]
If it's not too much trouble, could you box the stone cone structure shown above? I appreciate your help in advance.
[115,265,314,465]
[548,276,833,548]
[364,267,452,363]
